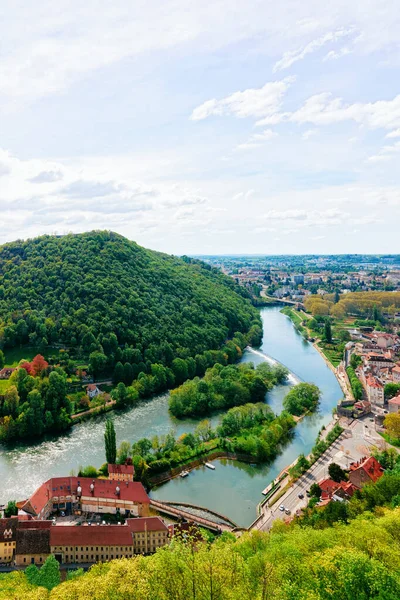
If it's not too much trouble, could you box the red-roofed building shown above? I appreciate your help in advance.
[0,367,16,380]
[365,375,384,405]
[318,478,340,501]
[108,463,135,482]
[86,384,101,398]
[2,515,169,566]
[318,478,357,503]
[388,394,400,413]
[392,365,400,383]
[349,456,384,489]
[21,477,150,520]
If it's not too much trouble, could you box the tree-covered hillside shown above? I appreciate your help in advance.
[0,231,261,358]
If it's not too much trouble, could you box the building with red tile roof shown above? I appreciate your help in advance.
[108,463,135,482]
[2,515,169,566]
[21,477,150,520]
[388,394,400,413]
[318,478,358,502]
[349,456,384,489]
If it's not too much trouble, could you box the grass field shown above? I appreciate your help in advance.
[3,347,44,367]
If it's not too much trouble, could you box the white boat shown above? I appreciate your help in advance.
[205,462,215,470]
[180,470,189,478]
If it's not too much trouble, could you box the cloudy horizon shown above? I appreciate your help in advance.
[1,1,400,255]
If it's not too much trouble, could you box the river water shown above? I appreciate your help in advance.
[0,307,342,527]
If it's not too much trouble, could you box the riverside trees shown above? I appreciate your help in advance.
[283,382,321,416]
[169,362,288,418]
[0,358,72,442]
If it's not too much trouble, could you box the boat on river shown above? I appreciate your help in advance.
[205,462,215,470]
[180,470,190,478]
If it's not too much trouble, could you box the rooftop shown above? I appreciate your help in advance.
[23,477,150,516]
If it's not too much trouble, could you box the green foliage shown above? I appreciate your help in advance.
[0,231,260,362]
[283,382,321,416]
[4,509,400,600]
[350,353,362,369]
[384,382,400,400]
[0,363,71,443]
[346,366,363,400]
[25,555,60,591]
[324,320,332,343]
[104,420,116,464]
[328,462,346,482]
[4,500,17,517]
[77,465,99,478]
[310,482,322,498]
[169,361,288,418]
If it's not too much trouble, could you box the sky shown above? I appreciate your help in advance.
[1,1,400,255]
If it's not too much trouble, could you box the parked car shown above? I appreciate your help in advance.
[285,509,291,515]
[298,493,304,499]
[279,504,285,511]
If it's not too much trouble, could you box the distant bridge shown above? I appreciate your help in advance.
[149,499,237,533]
[260,289,304,307]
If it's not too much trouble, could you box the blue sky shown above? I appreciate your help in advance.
[1,1,400,254]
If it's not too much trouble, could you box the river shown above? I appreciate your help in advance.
[0,307,342,527]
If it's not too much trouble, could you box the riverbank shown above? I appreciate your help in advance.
[0,307,345,527]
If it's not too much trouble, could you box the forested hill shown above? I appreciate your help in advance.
[0,231,261,358]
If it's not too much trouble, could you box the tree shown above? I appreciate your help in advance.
[117,441,131,464]
[112,361,124,384]
[0,349,4,369]
[34,555,61,590]
[338,329,351,342]
[123,362,134,385]
[4,500,17,517]
[104,420,117,464]
[31,354,49,376]
[283,383,321,416]
[328,462,347,483]
[384,413,400,440]
[114,382,128,407]
[384,382,400,400]
[334,289,340,304]
[89,351,107,379]
[350,353,362,369]
[4,386,20,418]
[309,483,322,498]
[195,419,213,442]
[171,358,189,385]
[324,320,332,344]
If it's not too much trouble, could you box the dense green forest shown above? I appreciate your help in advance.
[0,231,262,442]
[0,231,261,356]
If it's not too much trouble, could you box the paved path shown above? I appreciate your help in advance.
[253,416,393,532]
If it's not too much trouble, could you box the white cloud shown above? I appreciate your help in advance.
[386,129,400,138]
[368,141,400,162]
[323,46,352,61]
[290,93,400,131]
[236,129,277,150]
[273,28,354,72]
[191,78,294,121]
[29,170,64,183]
[302,129,318,139]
